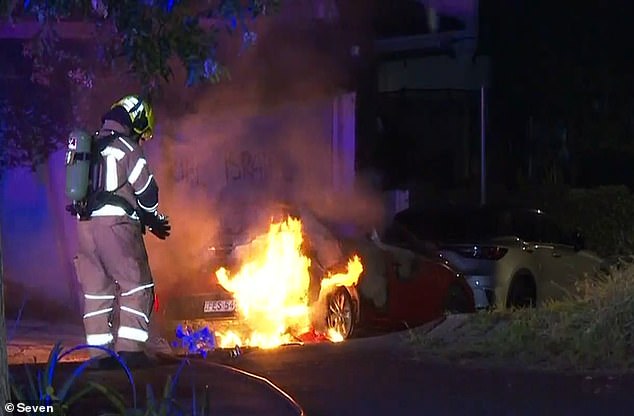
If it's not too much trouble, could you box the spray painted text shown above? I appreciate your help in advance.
[225,150,270,184]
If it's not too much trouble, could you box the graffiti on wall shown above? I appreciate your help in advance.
[170,150,273,189]
[225,150,271,184]
[174,159,202,186]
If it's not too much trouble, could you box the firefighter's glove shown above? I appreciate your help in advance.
[145,213,171,240]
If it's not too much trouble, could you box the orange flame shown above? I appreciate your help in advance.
[327,328,345,343]
[320,255,363,292]
[214,216,362,348]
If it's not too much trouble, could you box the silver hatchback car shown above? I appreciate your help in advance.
[386,205,603,310]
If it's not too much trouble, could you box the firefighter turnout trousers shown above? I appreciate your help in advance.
[74,216,154,357]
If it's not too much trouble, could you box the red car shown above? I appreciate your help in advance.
[341,234,475,333]
[153,208,474,348]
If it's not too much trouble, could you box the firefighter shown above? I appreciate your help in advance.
[73,94,171,370]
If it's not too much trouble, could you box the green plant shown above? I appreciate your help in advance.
[9,342,136,415]
[2,0,282,92]
[0,0,283,176]
[0,94,71,173]
[10,342,212,415]
[550,186,634,256]
[507,185,634,257]
[100,358,211,416]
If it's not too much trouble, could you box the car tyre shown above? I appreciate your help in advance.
[325,287,355,339]
[506,275,536,308]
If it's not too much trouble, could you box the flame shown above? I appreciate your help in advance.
[320,255,363,293]
[214,216,363,348]
[327,328,344,343]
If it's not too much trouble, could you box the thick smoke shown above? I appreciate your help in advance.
[144,99,385,295]
[70,11,385,298]
[140,17,384,295]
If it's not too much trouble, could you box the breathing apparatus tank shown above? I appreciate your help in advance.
[65,129,93,202]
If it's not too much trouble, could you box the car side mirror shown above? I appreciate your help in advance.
[572,230,585,251]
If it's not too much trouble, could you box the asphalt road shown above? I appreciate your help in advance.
[212,330,634,416]
[9,319,634,415]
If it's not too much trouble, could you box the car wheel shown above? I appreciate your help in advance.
[444,282,472,314]
[506,275,536,308]
[325,287,355,339]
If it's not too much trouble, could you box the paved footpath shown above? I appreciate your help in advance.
[6,319,88,364]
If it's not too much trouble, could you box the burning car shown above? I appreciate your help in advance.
[155,200,475,352]
[343,230,475,331]
[157,205,363,350]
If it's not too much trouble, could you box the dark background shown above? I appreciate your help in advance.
[354,0,634,200]
[3,0,634,197]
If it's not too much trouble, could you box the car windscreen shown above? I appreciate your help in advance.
[392,208,516,242]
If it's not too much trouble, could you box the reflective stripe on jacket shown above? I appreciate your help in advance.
[90,131,160,218]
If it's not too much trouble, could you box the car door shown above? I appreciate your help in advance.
[535,214,580,301]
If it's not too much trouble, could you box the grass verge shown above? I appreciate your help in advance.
[410,259,634,373]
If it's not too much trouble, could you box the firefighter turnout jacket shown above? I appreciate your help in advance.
[74,123,160,356]
[91,129,160,218]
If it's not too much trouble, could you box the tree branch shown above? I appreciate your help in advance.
[0,17,223,39]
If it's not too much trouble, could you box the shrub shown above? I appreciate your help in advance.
[504,185,634,257]
[549,186,634,257]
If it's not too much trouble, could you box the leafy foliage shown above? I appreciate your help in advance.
[1,0,280,93]
[0,0,280,173]
[508,185,634,257]
[548,186,634,257]
[0,92,71,172]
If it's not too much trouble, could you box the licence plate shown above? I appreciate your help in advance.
[203,299,236,313]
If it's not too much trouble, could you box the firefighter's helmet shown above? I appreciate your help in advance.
[111,95,155,140]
